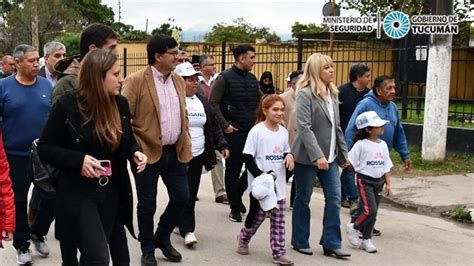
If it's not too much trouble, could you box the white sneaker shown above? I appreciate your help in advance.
[360,239,377,253]
[31,234,50,256]
[346,223,362,247]
[184,232,198,247]
[16,247,33,265]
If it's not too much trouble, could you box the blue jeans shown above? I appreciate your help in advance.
[341,168,358,202]
[133,145,189,254]
[291,162,342,250]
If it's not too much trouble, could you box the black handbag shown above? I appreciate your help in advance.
[31,139,60,192]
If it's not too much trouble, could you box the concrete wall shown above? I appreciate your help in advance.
[403,122,474,155]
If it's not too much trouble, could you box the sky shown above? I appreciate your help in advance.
[101,0,358,41]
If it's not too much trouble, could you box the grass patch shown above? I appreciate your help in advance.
[441,205,473,224]
[390,146,474,177]
[395,101,474,128]
[450,205,472,223]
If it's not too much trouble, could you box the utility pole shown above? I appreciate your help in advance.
[31,0,39,49]
[421,0,453,161]
[118,0,122,23]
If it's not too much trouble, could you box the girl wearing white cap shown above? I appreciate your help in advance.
[346,111,393,253]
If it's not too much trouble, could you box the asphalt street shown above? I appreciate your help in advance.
[0,172,472,265]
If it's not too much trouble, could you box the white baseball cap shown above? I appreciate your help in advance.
[355,111,389,129]
[251,173,278,211]
[174,62,199,77]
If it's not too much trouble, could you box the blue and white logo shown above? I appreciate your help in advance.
[383,11,411,39]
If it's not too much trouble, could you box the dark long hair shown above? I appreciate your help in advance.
[353,127,373,143]
[255,94,285,124]
[259,71,275,94]
[77,49,122,150]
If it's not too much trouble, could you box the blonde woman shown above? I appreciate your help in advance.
[291,53,351,258]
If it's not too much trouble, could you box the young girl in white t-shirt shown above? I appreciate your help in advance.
[237,94,295,266]
[346,111,393,253]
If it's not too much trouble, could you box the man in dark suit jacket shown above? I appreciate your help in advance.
[0,55,15,79]
[38,41,66,87]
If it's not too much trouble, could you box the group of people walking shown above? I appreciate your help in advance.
[0,22,412,266]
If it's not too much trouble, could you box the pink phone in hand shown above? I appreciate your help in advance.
[97,160,112,176]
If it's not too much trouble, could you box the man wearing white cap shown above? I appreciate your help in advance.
[345,75,411,237]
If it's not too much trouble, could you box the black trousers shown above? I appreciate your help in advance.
[223,131,248,211]
[60,221,128,266]
[133,146,189,254]
[178,153,204,236]
[353,174,385,239]
[60,186,119,266]
[29,187,55,237]
[7,154,33,249]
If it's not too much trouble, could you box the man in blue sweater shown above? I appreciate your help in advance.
[0,44,52,264]
[345,75,412,171]
[338,64,371,211]
[345,76,411,237]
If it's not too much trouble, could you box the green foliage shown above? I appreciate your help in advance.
[0,0,119,55]
[151,18,182,36]
[204,18,281,43]
[450,205,472,223]
[390,147,474,176]
[291,21,326,38]
[395,101,474,128]
[54,32,80,56]
[66,0,115,27]
[340,0,473,46]
[111,22,134,35]
[121,30,149,42]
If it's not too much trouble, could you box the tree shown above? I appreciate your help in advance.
[204,18,281,43]
[340,0,473,46]
[151,18,182,36]
[1,0,78,55]
[66,0,115,27]
[54,32,80,55]
[0,0,118,55]
[291,22,326,38]
[111,22,134,35]
[121,30,149,41]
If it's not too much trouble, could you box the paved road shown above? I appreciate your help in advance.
[1,172,473,265]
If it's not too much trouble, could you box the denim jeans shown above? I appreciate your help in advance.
[133,145,189,254]
[7,154,32,249]
[291,162,342,250]
[341,168,358,202]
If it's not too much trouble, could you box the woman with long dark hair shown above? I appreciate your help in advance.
[259,71,276,94]
[37,49,147,265]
